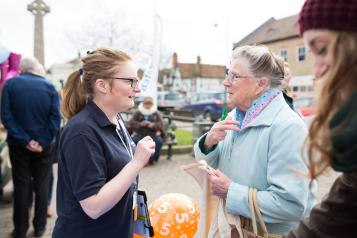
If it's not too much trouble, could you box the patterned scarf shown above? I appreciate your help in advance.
[235,88,281,130]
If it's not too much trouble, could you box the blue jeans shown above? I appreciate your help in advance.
[132,134,163,162]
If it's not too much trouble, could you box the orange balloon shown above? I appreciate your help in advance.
[148,193,200,238]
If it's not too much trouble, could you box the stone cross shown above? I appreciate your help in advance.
[27,0,50,67]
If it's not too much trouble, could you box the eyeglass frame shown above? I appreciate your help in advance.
[225,71,262,82]
[104,77,140,88]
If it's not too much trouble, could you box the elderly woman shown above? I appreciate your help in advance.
[194,45,315,235]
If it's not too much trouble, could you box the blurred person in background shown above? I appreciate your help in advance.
[284,0,357,237]
[282,61,295,111]
[28,89,64,218]
[1,57,61,238]
[128,96,164,165]
[275,55,295,111]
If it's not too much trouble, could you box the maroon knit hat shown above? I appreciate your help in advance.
[298,0,357,35]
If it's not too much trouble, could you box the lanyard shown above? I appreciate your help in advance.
[115,114,133,159]
[115,114,138,212]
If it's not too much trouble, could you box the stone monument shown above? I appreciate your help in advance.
[27,0,50,66]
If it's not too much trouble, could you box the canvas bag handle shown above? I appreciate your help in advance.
[248,188,269,236]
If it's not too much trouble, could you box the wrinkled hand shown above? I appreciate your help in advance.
[140,121,150,127]
[26,140,43,153]
[208,170,232,198]
[132,136,156,168]
[204,117,239,149]
[148,122,155,129]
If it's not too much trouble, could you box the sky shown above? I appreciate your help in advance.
[0,0,306,68]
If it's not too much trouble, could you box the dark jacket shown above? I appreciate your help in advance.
[283,90,295,111]
[0,72,61,147]
[128,109,165,138]
[284,91,357,238]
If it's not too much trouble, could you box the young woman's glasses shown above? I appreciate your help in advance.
[105,77,139,88]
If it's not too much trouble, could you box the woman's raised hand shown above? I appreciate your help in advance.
[204,117,239,149]
[132,136,156,168]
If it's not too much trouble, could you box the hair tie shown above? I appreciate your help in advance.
[79,68,84,83]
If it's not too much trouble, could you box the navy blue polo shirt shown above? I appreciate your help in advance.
[53,101,136,238]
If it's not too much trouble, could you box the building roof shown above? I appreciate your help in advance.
[157,63,226,82]
[178,63,225,79]
[234,14,299,47]
[156,54,226,82]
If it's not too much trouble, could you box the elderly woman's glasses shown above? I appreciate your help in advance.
[225,72,258,82]
[105,77,139,88]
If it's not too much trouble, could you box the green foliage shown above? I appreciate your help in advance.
[175,129,193,145]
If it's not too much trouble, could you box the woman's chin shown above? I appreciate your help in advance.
[126,102,135,110]
[227,98,234,106]
[117,103,134,113]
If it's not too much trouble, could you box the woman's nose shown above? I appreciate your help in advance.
[314,63,329,79]
[134,85,141,93]
[223,79,231,87]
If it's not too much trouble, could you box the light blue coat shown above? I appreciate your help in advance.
[194,93,316,235]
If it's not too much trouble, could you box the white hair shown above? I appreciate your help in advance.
[231,45,284,88]
[20,57,46,76]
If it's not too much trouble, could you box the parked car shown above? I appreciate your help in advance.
[157,91,185,110]
[181,92,229,121]
[293,96,316,117]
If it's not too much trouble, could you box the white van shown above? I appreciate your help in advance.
[157,91,184,110]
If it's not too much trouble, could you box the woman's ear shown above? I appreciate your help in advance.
[94,79,108,94]
[256,77,270,95]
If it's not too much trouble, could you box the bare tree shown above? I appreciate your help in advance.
[65,9,172,69]
[65,10,147,64]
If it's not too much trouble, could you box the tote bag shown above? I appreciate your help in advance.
[241,188,281,238]
[208,188,281,238]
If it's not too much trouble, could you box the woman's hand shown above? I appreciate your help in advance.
[208,170,232,198]
[80,136,155,219]
[204,117,239,149]
[132,136,155,168]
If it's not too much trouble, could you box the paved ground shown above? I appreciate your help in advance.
[0,154,339,238]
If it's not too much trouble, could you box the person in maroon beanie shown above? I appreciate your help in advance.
[284,0,357,237]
